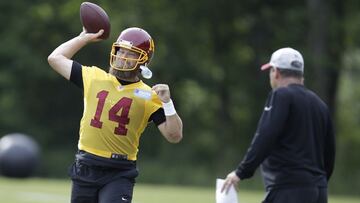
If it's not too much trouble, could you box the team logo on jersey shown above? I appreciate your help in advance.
[134,89,151,100]
[117,85,125,91]
[264,106,272,111]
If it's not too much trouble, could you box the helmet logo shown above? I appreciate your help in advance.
[149,39,154,52]
[119,40,133,47]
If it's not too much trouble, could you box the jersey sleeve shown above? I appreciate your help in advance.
[69,61,106,93]
[149,108,166,126]
[70,61,83,89]
[236,89,291,179]
[81,65,108,96]
[145,92,163,124]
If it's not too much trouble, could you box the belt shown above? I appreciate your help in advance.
[78,150,128,161]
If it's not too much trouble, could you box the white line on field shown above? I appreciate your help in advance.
[17,191,68,203]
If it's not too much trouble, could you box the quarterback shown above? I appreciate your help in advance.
[48,27,183,203]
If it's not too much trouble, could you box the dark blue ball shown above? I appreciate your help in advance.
[0,133,40,178]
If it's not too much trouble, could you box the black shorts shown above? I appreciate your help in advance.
[68,152,139,203]
[262,186,327,203]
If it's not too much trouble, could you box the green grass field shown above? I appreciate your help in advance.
[0,177,359,203]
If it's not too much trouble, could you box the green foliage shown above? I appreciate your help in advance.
[332,48,360,195]
[338,49,360,143]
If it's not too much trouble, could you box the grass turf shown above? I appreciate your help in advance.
[0,177,359,203]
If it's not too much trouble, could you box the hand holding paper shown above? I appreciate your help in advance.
[221,171,240,194]
[216,178,239,203]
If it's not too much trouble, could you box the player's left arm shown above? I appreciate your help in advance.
[152,84,183,143]
[222,90,290,193]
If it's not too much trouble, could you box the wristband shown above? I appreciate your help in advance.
[162,99,177,116]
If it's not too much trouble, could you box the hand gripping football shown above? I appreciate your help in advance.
[80,2,111,39]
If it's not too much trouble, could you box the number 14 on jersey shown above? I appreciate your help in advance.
[90,90,133,136]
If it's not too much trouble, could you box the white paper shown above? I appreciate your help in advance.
[216,178,239,203]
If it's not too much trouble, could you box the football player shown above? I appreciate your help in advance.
[48,27,183,203]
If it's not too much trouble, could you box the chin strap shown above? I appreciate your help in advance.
[140,65,152,79]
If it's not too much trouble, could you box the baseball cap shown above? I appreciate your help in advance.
[261,47,304,72]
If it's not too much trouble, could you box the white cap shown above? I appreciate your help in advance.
[261,47,304,73]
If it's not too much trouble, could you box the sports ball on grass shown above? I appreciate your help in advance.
[0,133,40,178]
[80,2,111,39]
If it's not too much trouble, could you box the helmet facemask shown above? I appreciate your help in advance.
[110,41,149,71]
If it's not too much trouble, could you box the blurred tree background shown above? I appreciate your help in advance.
[0,0,359,196]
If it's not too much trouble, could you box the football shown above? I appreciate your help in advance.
[80,2,111,39]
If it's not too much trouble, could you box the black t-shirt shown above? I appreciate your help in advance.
[70,61,166,126]
[236,84,335,190]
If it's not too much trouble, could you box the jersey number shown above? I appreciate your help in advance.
[90,90,133,136]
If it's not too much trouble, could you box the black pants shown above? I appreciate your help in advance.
[262,187,327,203]
[68,159,138,203]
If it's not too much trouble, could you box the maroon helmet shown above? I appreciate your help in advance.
[110,27,155,71]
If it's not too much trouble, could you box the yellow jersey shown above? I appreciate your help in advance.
[78,66,162,161]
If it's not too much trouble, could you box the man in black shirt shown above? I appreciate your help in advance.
[221,47,335,203]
